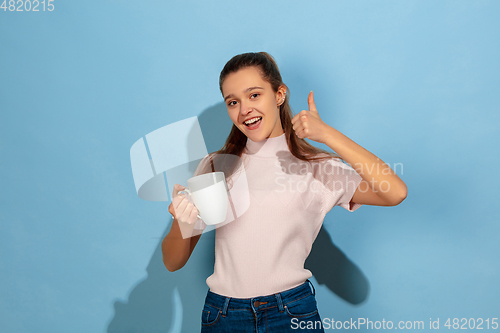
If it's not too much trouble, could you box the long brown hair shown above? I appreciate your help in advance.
[203,52,342,181]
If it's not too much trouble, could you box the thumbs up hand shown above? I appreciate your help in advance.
[291,91,329,143]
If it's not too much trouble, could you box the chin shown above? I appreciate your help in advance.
[238,127,268,142]
[252,130,272,141]
[244,133,261,141]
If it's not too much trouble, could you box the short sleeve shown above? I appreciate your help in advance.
[320,158,363,213]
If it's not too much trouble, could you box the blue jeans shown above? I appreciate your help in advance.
[200,279,325,332]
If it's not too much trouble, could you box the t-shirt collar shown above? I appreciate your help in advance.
[244,133,289,157]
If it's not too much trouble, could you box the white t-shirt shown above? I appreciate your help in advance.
[198,133,363,298]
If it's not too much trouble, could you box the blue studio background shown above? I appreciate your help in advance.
[1,0,499,332]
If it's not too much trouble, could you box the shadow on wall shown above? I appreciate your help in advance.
[107,102,369,332]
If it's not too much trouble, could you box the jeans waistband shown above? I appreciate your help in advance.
[204,279,316,316]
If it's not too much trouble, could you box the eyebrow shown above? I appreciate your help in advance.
[224,86,264,101]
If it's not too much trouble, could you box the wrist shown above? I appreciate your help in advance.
[322,125,340,146]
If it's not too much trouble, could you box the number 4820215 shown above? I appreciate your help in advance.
[1,0,55,11]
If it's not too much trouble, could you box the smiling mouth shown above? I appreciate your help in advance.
[244,117,262,127]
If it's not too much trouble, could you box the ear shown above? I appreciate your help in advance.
[276,85,287,105]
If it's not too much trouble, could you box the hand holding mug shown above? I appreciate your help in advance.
[169,183,200,225]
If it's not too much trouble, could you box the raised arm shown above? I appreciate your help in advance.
[292,91,407,207]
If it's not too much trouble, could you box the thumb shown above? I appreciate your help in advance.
[172,184,186,198]
[308,91,317,113]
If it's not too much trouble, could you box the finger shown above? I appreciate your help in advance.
[177,201,190,223]
[171,194,184,210]
[174,197,189,219]
[180,203,197,224]
[292,111,307,128]
[292,117,301,130]
[173,184,185,191]
[188,206,199,223]
[172,184,186,198]
[308,91,317,113]
[168,202,175,217]
[293,122,304,134]
[294,124,304,137]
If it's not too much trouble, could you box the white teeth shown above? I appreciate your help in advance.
[244,117,261,125]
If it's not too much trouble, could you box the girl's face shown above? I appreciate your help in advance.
[222,66,286,142]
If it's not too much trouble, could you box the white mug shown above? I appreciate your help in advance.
[179,172,228,225]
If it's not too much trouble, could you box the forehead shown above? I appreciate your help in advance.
[221,66,271,96]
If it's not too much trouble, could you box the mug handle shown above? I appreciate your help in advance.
[178,189,202,219]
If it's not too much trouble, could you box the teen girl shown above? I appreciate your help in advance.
[162,52,407,332]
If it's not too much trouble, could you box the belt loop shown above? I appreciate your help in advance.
[221,297,230,316]
[307,279,316,296]
[275,293,285,312]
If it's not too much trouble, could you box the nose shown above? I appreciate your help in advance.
[239,101,253,116]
